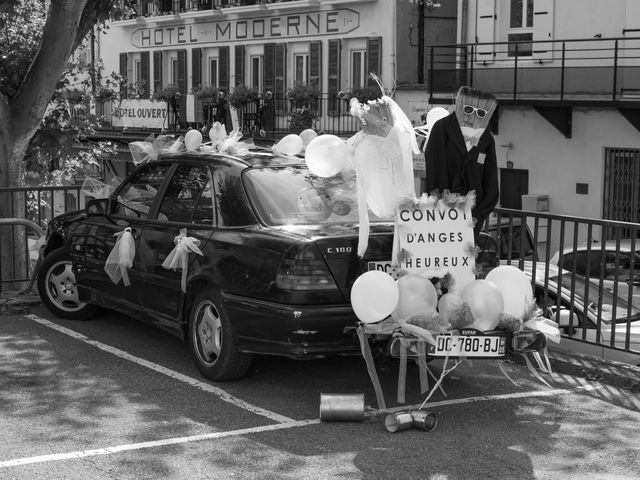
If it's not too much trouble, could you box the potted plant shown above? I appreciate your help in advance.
[152,84,180,104]
[228,84,260,128]
[228,84,260,110]
[194,85,221,102]
[287,83,319,132]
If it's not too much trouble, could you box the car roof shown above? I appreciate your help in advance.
[157,149,306,169]
[551,239,640,262]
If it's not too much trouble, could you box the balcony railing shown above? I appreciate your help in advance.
[91,94,363,139]
[426,36,640,105]
[120,0,302,19]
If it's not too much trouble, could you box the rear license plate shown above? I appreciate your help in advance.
[367,261,400,279]
[427,332,508,358]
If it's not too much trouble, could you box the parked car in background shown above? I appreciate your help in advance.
[550,239,640,307]
[524,262,640,366]
[37,149,396,381]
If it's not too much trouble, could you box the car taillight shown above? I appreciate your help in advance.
[276,243,338,291]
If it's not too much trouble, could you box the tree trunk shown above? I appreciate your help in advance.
[0,0,88,291]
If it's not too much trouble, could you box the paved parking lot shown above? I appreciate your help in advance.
[1,304,639,479]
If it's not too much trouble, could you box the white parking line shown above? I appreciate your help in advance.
[24,314,294,423]
[0,419,321,468]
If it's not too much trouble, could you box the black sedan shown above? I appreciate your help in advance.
[37,150,395,380]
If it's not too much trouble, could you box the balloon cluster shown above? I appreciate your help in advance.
[350,265,533,333]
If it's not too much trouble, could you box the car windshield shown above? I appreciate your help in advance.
[553,274,640,324]
[243,166,394,226]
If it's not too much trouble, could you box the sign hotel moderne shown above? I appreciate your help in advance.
[131,9,360,47]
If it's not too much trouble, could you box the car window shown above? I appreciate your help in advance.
[561,252,603,277]
[243,166,393,226]
[212,165,256,227]
[114,164,171,218]
[157,165,213,224]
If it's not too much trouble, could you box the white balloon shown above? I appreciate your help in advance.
[274,134,304,156]
[299,129,318,148]
[305,134,348,178]
[426,107,449,128]
[209,122,227,142]
[350,271,400,324]
[485,265,533,319]
[185,130,202,151]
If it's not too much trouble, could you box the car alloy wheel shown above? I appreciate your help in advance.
[37,247,97,320]
[188,291,252,381]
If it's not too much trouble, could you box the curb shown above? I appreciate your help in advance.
[546,345,640,393]
[0,291,42,311]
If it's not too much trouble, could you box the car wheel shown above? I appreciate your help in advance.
[37,247,97,320]
[188,290,252,381]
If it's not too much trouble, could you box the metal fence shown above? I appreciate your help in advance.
[0,185,88,291]
[427,36,640,104]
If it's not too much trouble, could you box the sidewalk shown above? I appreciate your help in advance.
[0,289,42,313]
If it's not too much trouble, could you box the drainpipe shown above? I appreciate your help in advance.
[418,0,425,84]
[390,0,398,88]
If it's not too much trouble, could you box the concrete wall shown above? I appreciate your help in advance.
[493,106,640,218]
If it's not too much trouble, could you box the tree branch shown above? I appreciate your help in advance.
[10,0,88,135]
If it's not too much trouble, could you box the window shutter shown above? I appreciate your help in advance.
[192,48,202,90]
[119,52,128,97]
[219,46,230,92]
[177,49,187,119]
[309,41,322,91]
[177,49,187,93]
[275,43,286,101]
[328,39,341,115]
[141,51,150,98]
[153,51,162,94]
[532,0,554,62]
[235,45,245,86]
[476,0,496,64]
[366,37,381,87]
[264,43,275,93]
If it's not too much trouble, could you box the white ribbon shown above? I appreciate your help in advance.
[104,227,135,286]
[162,228,204,293]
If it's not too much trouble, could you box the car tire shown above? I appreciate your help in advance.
[188,290,253,381]
[37,247,98,320]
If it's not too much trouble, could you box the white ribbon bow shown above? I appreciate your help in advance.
[162,229,204,293]
[104,227,135,286]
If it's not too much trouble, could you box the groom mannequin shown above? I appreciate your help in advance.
[424,86,500,237]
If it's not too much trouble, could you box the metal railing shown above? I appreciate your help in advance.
[427,36,640,104]
[0,185,89,291]
[483,207,640,362]
[94,94,363,138]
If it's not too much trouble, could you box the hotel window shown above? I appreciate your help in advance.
[294,53,309,86]
[351,50,366,89]
[508,0,534,56]
[209,58,218,87]
[250,56,262,92]
[171,57,179,85]
[135,59,142,84]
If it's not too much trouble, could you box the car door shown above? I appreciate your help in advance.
[80,162,173,311]
[135,162,216,331]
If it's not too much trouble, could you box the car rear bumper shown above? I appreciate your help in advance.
[221,292,362,358]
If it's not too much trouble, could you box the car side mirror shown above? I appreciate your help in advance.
[556,307,572,327]
[86,198,109,215]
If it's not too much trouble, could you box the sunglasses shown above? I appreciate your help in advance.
[462,105,488,118]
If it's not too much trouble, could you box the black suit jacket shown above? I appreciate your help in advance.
[424,112,499,227]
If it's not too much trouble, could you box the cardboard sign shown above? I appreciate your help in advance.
[396,195,476,292]
[111,100,169,129]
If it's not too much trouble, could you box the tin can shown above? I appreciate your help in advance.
[319,393,366,422]
[410,410,438,431]
[384,412,414,433]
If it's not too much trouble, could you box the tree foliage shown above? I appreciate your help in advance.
[0,0,122,189]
